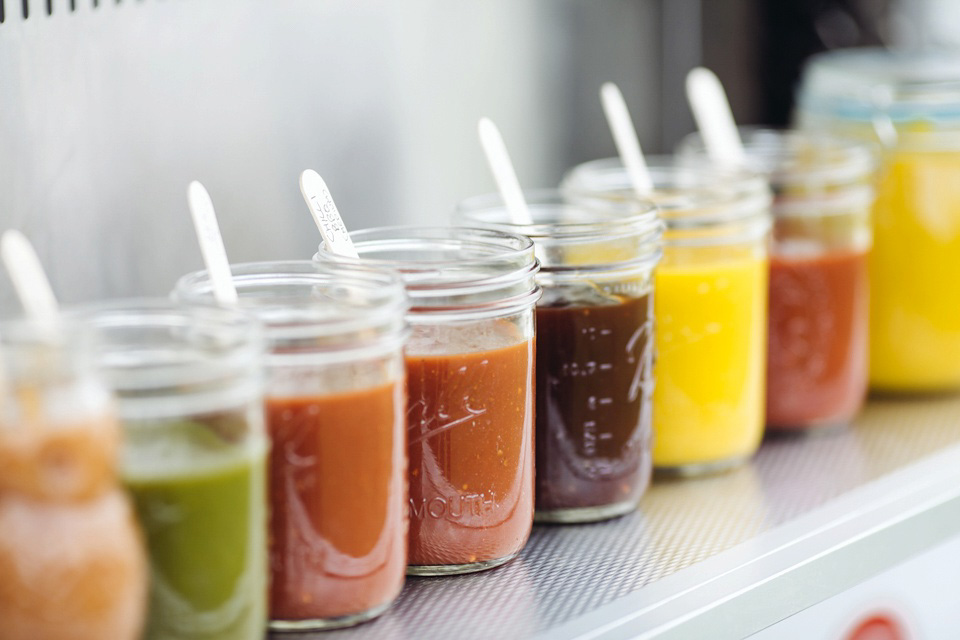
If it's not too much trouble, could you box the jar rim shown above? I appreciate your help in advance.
[562,157,771,232]
[313,226,541,319]
[456,188,663,276]
[456,188,661,237]
[678,127,876,189]
[172,260,408,344]
[798,47,960,122]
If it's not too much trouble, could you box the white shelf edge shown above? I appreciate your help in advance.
[539,441,960,640]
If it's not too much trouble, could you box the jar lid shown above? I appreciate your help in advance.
[798,47,960,123]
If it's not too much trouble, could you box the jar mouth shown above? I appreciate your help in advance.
[173,260,408,345]
[314,226,541,318]
[0,317,95,386]
[799,47,960,122]
[456,188,663,276]
[562,157,771,239]
[67,299,262,396]
[456,188,661,237]
[678,127,875,188]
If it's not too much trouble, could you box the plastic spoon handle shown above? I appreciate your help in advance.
[600,82,654,196]
[1,230,60,321]
[299,170,360,258]
[686,67,746,164]
[478,118,534,226]
[187,181,238,306]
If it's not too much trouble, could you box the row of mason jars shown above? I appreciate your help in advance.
[5,46,960,639]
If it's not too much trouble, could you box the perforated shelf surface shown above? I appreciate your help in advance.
[276,395,960,640]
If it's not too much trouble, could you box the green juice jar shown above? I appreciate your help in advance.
[80,302,268,640]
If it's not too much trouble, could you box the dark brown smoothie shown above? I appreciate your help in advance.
[535,292,653,520]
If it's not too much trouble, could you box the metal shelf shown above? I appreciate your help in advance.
[279,395,960,640]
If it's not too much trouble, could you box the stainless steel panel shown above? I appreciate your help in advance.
[0,0,661,307]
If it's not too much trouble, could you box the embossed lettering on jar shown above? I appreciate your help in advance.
[316,227,540,575]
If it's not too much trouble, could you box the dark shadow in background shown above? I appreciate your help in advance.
[755,0,892,125]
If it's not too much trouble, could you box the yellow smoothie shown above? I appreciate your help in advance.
[652,252,768,469]
[869,149,960,390]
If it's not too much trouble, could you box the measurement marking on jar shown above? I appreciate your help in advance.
[583,420,597,456]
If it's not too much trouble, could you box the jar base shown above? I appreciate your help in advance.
[268,600,393,632]
[534,499,639,524]
[766,420,849,436]
[654,453,750,478]
[407,552,519,576]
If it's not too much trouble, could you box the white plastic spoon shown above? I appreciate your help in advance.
[1,230,60,322]
[685,67,747,165]
[187,181,239,306]
[477,117,535,226]
[299,170,360,258]
[600,82,654,196]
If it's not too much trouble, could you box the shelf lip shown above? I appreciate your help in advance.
[540,440,960,640]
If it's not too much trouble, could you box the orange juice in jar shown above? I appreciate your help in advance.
[797,48,960,392]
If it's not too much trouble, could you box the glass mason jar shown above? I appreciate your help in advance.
[456,190,663,523]
[677,128,875,430]
[314,227,540,575]
[796,47,960,392]
[0,319,147,640]
[76,302,268,640]
[563,157,772,476]
[174,261,409,630]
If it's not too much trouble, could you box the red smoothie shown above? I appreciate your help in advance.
[767,249,868,428]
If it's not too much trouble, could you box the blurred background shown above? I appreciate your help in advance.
[0,0,957,305]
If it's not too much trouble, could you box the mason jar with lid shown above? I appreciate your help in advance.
[174,261,409,631]
[796,48,960,392]
[677,128,875,430]
[0,319,147,640]
[75,302,268,640]
[314,227,540,575]
[456,190,662,522]
[563,158,772,476]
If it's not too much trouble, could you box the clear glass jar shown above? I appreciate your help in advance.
[563,157,772,476]
[314,227,540,575]
[0,319,147,640]
[677,128,875,430]
[456,190,662,522]
[796,48,960,392]
[76,302,268,640]
[174,261,409,630]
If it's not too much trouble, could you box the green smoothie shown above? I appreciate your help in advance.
[123,415,268,640]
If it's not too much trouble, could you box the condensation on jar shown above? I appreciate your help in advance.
[678,127,875,430]
[797,48,960,393]
[316,227,540,576]
[563,157,772,476]
[457,189,663,523]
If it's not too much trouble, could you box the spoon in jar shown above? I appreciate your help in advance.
[187,181,238,306]
[477,117,535,226]
[600,82,654,196]
[685,66,746,166]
